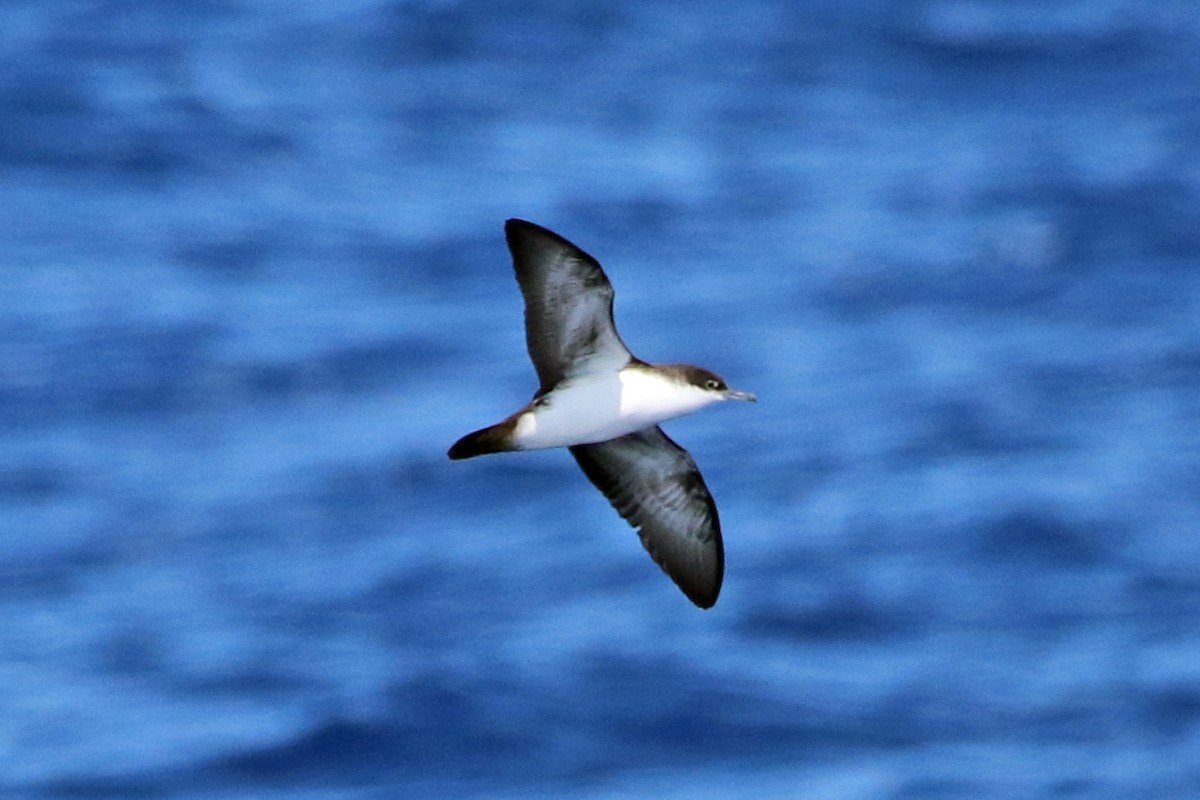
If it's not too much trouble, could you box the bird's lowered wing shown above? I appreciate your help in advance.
[570,427,724,608]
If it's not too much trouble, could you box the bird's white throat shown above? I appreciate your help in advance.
[512,366,721,451]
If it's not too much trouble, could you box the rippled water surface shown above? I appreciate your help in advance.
[4,1,1200,797]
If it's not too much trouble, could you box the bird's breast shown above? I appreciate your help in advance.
[510,368,711,450]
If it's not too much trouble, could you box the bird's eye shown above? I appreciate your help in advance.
[705,379,722,390]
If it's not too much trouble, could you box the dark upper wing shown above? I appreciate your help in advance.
[569,427,724,609]
[505,219,633,393]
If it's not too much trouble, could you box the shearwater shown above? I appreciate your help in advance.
[448,219,755,608]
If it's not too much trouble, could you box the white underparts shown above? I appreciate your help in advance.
[511,367,722,450]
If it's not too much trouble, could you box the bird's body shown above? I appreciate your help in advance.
[448,219,754,608]
[512,363,730,451]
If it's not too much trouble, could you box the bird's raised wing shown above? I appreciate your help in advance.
[505,219,633,393]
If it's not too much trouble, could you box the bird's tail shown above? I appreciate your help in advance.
[447,423,515,460]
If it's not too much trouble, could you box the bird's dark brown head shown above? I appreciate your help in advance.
[659,364,757,402]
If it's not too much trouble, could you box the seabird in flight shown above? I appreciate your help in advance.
[448,219,755,608]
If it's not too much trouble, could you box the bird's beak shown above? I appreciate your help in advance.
[725,388,757,402]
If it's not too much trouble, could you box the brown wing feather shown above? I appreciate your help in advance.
[570,427,724,608]
[505,219,633,393]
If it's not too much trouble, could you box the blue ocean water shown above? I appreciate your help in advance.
[3,1,1200,797]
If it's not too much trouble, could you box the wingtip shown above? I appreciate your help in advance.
[504,218,540,251]
[504,218,541,238]
[642,532,723,610]
[504,219,585,257]
[681,577,721,609]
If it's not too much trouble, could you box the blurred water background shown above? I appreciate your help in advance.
[4,1,1200,797]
